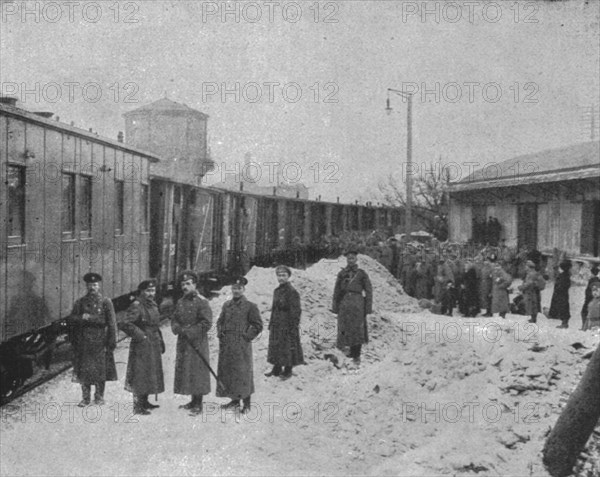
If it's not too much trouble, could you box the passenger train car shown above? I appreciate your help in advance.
[0,98,401,398]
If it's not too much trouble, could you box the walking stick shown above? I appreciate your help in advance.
[180,331,227,394]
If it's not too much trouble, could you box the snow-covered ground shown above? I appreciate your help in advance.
[1,256,598,476]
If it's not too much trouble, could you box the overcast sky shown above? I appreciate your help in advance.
[1,0,598,202]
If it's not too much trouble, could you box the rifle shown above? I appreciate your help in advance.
[179,331,227,394]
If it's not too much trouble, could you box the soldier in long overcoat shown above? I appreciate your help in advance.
[332,250,373,365]
[518,260,546,323]
[217,277,263,413]
[266,266,305,380]
[548,260,572,329]
[171,271,213,414]
[491,262,512,318]
[119,279,165,415]
[68,273,117,407]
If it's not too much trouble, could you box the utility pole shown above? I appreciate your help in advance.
[386,88,414,239]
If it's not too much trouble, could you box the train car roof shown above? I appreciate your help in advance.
[149,175,398,209]
[0,102,160,162]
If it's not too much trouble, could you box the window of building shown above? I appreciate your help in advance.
[7,165,26,241]
[62,173,76,235]
[79,175,92,235]
[115,180,124,235]
[141,184,149,232]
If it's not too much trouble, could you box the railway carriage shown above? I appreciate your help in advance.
[0,98,402,399]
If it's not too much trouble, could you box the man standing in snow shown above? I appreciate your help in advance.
[332,250,373,366]
[119,279,165,415]
[68,273,118,407]
[172,271,213,414]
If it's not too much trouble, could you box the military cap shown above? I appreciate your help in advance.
[275,265,292,276]
[344,249,359,256]
[559,260,572,271]
[590,282,600,290]
[179,270,198,284]
[488,253,497,263]
[138,278,157,291]
[232,276,248,286]
[83,272,102,283]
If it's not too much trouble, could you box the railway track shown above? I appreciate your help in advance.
[0,305,176,408]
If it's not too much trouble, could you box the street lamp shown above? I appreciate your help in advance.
[386,88,414,240]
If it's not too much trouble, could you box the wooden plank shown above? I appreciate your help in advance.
[0,115,8,339]
[113,150,124,296]
[43,129,63,322]
[101,148,116,299]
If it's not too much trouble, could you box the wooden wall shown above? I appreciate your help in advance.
[0,114,152,341]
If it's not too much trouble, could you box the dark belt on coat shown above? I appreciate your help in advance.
[345,290,363,295]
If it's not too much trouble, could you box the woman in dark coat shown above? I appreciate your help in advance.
[120,279,165,415]
[458,261,480,317]
[217,277,263,412]
[266,266,305,380]
[548,260,572,328]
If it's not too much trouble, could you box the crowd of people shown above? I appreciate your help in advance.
[65,227,599,417]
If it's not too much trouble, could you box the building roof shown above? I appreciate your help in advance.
[450,141,600,192]
[0,102,160,162]
[123,98,209,118]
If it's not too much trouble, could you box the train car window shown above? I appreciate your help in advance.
[115,179,125,235]
[61,173,76,236]
[141,184,149,232]
[79,175,92,236]
[7,164,26,241]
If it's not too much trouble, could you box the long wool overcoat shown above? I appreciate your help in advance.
[217,296,263,399]
[267,282,305,367]
[548,271,571,321]
[68,293,118,384]
[491,267,512,314]
[333,266,373,348]
[171,292,213,396]
[519,270,546,316]
[120,297,165,396]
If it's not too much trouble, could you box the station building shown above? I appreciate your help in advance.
[447,141,600,260]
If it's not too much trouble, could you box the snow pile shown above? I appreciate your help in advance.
[210,254,419,368]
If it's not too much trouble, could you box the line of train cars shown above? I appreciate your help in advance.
[0,100,402,399]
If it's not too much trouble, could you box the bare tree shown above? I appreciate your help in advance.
[376,157,450,240]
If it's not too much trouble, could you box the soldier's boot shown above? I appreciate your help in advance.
[143,394,160,409]
[179,398,196,410]
[241,396,251,414]
[265,365,282,377]
[280,366,293,380]
[528,314,537,324]
[78,384,91,407]
[189,395,203,414]
[94,382,105,405]
[220,398,240,410]
[133,395,150,415]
